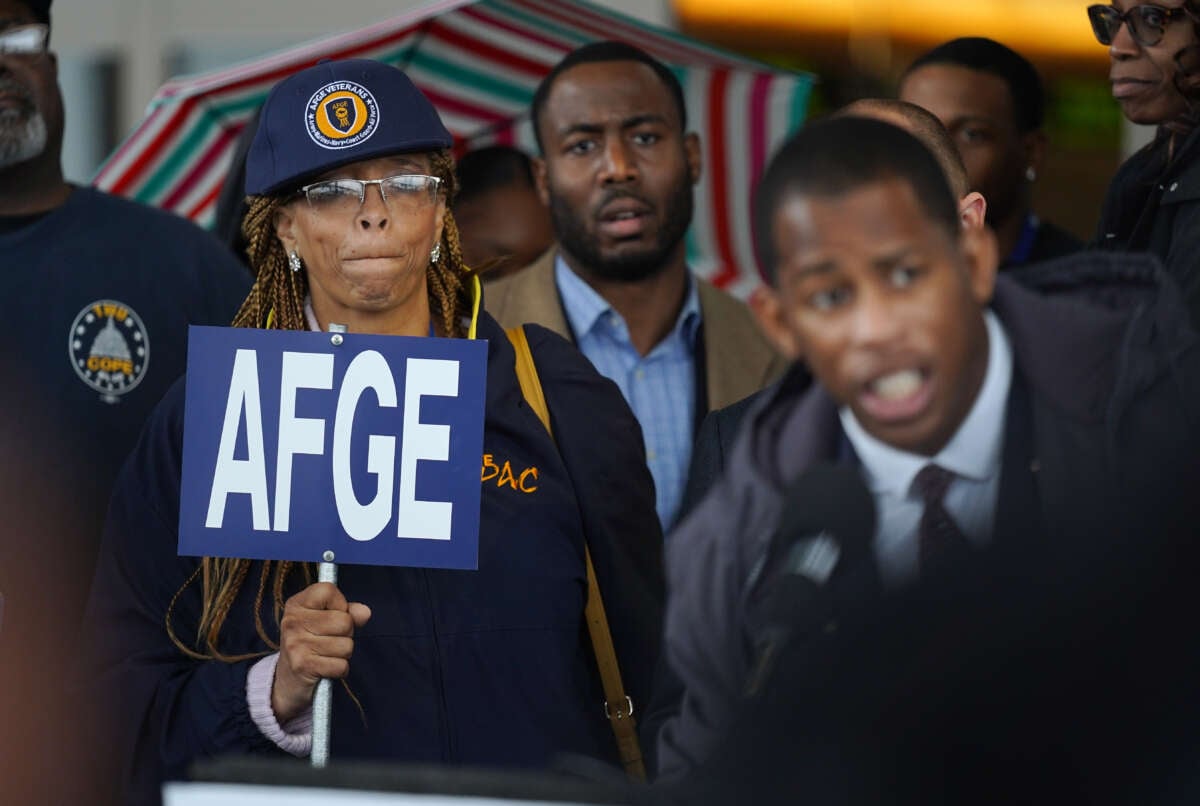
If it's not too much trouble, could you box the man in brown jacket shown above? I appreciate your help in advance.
[485,41,784,530]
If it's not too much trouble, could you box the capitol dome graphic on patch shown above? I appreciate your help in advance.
[92,318,131,361]
[68,300,150,403]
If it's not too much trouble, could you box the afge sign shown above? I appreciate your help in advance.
[179,326,487,569]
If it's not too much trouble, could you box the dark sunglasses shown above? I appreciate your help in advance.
[1088,4,1190,47]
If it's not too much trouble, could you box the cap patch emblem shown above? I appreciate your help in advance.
[306,80,379,150]
[68,300,150,404]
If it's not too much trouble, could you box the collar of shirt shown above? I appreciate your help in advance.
[554,254,702,353]
[839,309,1013,498]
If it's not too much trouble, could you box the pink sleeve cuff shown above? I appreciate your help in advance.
[246,652,313,757]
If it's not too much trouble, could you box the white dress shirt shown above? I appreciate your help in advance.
[840,311,1013,588]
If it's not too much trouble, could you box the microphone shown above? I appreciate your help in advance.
[744,465,875,697]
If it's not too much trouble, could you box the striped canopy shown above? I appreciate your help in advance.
[93,0,813,296]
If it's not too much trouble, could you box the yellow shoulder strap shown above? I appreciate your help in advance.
[504,325,646,781]
[506,324,553,435]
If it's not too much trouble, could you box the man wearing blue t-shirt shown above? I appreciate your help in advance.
[1,3,248,801]
[0,0,249,626]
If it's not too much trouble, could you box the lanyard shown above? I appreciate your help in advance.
[1004,213,1040,267]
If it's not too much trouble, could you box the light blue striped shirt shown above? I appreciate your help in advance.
[555,256,701,531]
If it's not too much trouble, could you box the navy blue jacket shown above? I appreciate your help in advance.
[84,312,664,803]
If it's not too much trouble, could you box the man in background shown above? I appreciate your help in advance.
[900,37,1082,268]
[455,144,554,281]
[486,41,784,531]
[2,4,248,802]
[0,0,249,628]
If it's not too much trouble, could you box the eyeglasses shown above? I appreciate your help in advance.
[298,174,442,216]
[0,24,47,55]
[1088,4,1190,47]
[0,24,48,56]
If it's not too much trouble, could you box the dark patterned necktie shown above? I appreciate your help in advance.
[913,464,971,574]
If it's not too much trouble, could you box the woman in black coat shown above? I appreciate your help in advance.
[1090,0,1200,325]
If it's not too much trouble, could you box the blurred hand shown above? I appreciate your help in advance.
[271,582,371,723]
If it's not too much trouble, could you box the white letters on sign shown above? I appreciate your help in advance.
[397,358,460,541]
[274,352,334,532]
[204,349,461,541]
[334,350,397,541]
[206,349,270,530]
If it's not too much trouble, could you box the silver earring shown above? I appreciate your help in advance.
[430,243,441,264]
[1025,166,1037,182]
[288,251,302,273]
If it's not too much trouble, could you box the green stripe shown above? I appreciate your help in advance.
[670,64,688,89]
[487,0,808,75]
[92,143,121,183]
[210,92,269,118]
[131,95,263,202]
[407,49,532,106]
[669,65,699,264]
[788,77,813,132]
[134,118,221,203]
[479,0,591,48]
[685,228,701,266]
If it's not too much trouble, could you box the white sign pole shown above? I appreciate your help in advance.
[311,548,337,768]
[312,324,347,770]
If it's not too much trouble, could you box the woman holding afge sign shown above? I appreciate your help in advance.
[83,59,664,803]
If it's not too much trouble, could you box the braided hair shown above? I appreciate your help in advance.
[168,148,473,662]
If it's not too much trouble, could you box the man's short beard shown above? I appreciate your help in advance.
[552,179,694,284]
[0,109,48,170]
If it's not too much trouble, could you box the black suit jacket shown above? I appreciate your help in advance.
[679,391,762,519]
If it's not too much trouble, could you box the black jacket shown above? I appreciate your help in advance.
[1094,126,1200,327]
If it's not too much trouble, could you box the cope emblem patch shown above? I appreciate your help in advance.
[305,80,380,150]
[68,300,149,404]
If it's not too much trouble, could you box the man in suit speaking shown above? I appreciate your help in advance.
[655,116,1200,784]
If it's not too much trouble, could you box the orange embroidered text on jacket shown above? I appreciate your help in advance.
[481,454,539,493]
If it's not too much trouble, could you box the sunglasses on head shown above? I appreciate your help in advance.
[1088,4,1191,47]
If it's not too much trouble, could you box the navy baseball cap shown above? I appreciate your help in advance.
[245,58,453,196]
